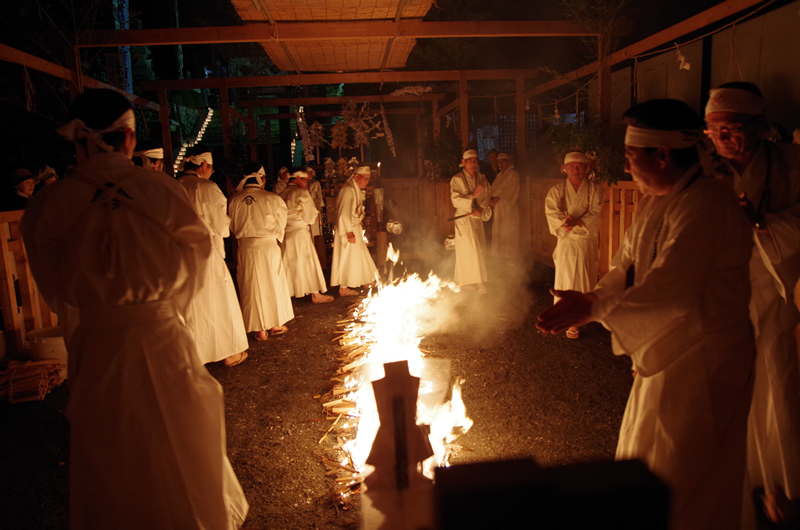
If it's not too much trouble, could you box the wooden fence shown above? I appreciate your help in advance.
[0,210,57,355]
[377,177,642,276]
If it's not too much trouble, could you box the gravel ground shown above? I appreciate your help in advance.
[0,257,634,530]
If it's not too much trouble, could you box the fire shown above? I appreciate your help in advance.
[322,245,473,498]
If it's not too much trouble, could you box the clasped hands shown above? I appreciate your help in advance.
[536,289,598,334]
[563,215,585,232]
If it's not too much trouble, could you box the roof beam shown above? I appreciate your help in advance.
[252,107,424,120]
[0,43,159,110]
[142,69,540,91]
[79,20,606,47]
[238,93,445,108]
[523,0,766,99]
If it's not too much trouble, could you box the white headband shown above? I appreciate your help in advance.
[462,149,478,160]
[57,108,136,152]
[705,88,765,116]
[354,166,371,176]
[291,171,309,180]
[497,153,511,161]
[185,152,213,166]
[563,152,593,164]
[236,167,265,191]
[135,148,163,159]
[625,125,701,149]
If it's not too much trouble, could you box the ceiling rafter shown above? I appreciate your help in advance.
[78,20,609,48]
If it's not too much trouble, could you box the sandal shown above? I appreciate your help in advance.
[270,325,288,337]
[254,331,269,341]
[312,294,334,304]
[566,328,580,339]
[224,351,248,367]
[339,287,360,297]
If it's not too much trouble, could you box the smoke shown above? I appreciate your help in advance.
[379,226,541,343]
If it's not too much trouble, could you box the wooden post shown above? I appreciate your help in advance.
[459,74,469,149]
[432,99,440,140]
[265,118,275,177]
[597,35,612,124]
[245,102,257,162]
[515,77,526,165]
[158,89,173,176]
[220,85,231,156]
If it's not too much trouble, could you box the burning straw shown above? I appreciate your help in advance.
[316,246,473,507]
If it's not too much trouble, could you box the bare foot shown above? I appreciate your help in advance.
[270,325,288,336]
[255,331,268,341]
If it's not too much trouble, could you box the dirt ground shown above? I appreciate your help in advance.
[0,257,634,530]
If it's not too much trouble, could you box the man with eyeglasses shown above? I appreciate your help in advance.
[705,82,800,526]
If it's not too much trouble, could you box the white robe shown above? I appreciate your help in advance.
[178,174,248,364]
[229,185,294,331]
[450,169,492,286]
[273,179,287,195]
[591,168,755,530]
[280,184,327,297]
[307,178,324,237]
[545,178,604,296]
[330,178,378,288]
[20,152,248,530]
[490,166,520,258]
[709,141,800,509]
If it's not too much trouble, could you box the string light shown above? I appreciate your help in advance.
[174,107,214,172]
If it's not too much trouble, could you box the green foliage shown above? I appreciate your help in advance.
[543,120,628,184]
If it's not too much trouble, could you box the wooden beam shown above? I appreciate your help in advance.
[228,105,249,123]
[79,20,605,48]
[142,69,540,91]
[515,77,526,164]
[435,98,459,118]
[523,0,765,99]
[158,89,173,177]
[459,74,468,149]
[432,99,440,139]
[236,93,445,109]
[253,108,424,120]
[0,43,159,110]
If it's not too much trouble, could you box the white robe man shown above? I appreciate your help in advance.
[489,152,520,260]
[229,162,294,340]
[132,146,164,172]
[178,148,249,367]
[544,151,605,339]
[20,88,248,529]
[450,149,492,293]
[273,166,290,195]
[330,166,379,296]
[280,170,333,304]
[538,99,756,530]
[304,165,325,237]
[704,82,800,526]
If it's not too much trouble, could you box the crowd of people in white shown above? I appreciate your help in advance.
[8,80,800,529]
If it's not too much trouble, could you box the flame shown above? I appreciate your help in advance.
[386,242,400,264]
[325,256,473,494]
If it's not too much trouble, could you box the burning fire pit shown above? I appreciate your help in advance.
[317,247,473,525]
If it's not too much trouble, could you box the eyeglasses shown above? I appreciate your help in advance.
[704,115,759,138]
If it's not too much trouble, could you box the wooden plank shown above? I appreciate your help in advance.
[523,0,766,99]
[80,21,602,48]
[435,98,459,119]
[9,221,39,335]
[142,69,541,91]
[0,222,23,354]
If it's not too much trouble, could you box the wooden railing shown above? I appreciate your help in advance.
[521,178,642,275]
[0,210,57,355]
